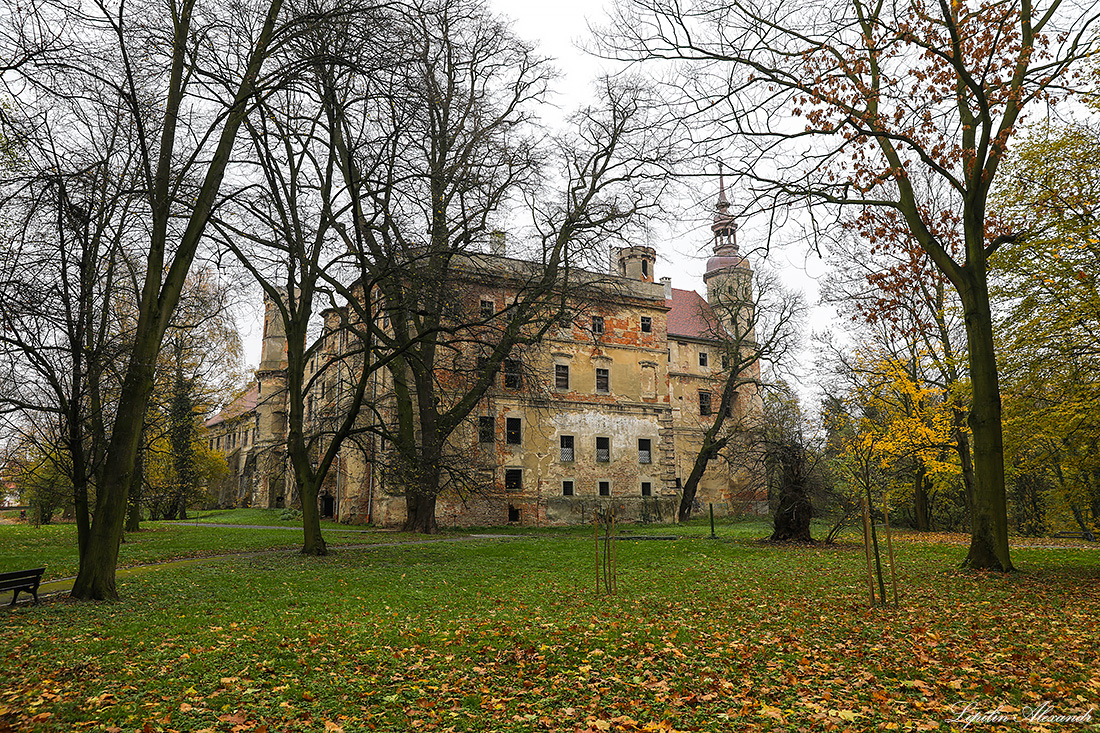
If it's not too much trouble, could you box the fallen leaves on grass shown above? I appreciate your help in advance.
[1,537,1098,732]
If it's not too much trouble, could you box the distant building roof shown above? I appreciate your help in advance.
[205,384,258,428]
[666,288,720,340]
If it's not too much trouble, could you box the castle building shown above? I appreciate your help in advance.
[205,180,765,525]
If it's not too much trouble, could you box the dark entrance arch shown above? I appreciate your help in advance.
[321,493,335,518]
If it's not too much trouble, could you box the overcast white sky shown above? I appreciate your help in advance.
[491,0,835,390]
[238,0,836,401]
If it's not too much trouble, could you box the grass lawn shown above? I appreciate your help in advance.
[0,510,425,581]
[1,521,1097,732]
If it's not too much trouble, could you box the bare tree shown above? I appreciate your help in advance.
[323,0,680,533]
[0,0,301,599]
[0,94,142,561]
[210,3,397,553]
[602,0,1100,569]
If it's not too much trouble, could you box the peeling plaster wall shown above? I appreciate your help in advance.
[234,250,768,527]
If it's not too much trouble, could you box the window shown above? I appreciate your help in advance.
[599,481,611,497]
[562,480,575,497]
[699,351,709,367]
[699,391,712,416]
[560,435,574,462]
[506,417,522,445]
[478,416,495,443]
[638,438,652,464]
[596,436,610,463]
[480,299,494,319]
[209,438,215,450]
[641,259,649,278]
[592,316,604,335]
[478,356,494,385]
[504,358,522,388]
[555,364,570,390]
[640,316,652,333]
[505,469,522,493]
[641,481,652,497]
[595,367,610,393]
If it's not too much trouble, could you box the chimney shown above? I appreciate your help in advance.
[660,277,672,300]
[490,231,506,256]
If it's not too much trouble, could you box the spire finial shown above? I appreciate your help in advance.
[711,160,738,255]
[718,161,728,207]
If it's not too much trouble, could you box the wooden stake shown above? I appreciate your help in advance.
[594,508,599,594]
[883,499,899,607]
[611,506,617,593]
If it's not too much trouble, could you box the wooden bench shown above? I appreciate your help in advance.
[0,567,46,606]
[1051,531,1096,542]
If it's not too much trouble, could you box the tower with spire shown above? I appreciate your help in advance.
[702,165,753,330]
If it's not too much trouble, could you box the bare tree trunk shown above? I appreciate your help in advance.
[678,443,716,522]
[770,442,812,541]
[959,277,1013,571]
[300,480,327,556]
[404,492,440,533]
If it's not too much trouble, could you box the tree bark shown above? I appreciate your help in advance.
[299,480,327,556]
[959,276,1013,571]
[769,442,812,541]
[404,492,439,533]
[71,341,157,600]
[678,442,717,522]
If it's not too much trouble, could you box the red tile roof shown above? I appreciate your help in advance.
[205,384,258,428]
[666,288,720,340]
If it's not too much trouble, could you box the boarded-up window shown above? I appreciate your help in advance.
[641,364,656,398]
